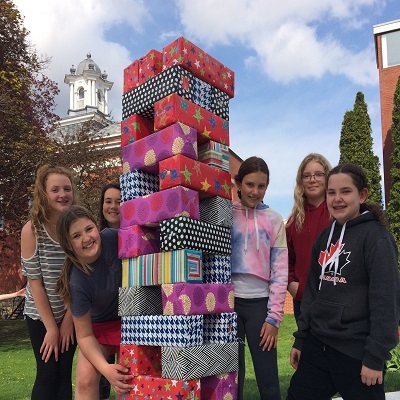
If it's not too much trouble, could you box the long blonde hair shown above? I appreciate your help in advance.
[56,205,98,307]
[30,164,78,233]
[287,153,332,232]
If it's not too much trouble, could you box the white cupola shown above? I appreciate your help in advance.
[64,53,113,117]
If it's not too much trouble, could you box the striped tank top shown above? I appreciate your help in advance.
[22,225,66,323]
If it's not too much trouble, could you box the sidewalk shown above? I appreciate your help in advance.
[336,393,400,399]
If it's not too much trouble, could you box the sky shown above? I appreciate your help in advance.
[13,0,399,218]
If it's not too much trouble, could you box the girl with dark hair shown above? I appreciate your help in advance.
[98,182,121,231]
[231,156,288,400]
[56,205,133,399]
[287,163,400,400]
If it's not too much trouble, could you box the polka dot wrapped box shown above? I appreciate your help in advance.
[161,282,234,316]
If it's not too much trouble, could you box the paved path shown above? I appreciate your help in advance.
[336,393,400,399]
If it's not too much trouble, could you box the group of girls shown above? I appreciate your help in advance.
[21,155,399,400]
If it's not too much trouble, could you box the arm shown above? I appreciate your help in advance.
[0,288,25,301]
[21,222,60,362]
[286,224,299,298]
[73,312,133,394]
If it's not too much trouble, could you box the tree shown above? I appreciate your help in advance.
[386,75,400,258]
[339,92,383,206]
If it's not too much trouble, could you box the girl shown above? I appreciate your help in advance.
[287,163,400,400]
[21,164,78,400]
[56,205,133,399]
[286,153,332,322]
[231,156,288,400]
[98,182,121,400]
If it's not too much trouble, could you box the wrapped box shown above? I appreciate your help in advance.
[122,249,202,287]
[122,122,198,174]
[119,344,161,376]
[162,36,235,98]
[120,114,154,147]
[161,341,239,380]
[160,215,231,255]
[202,254,232,284]
[121,315,203,346]
[201,371,238,400]
[118,286,162,316]
[118,225,160,258]
[198,140,230,172]
[159,154,232,200]
[199,196,233,227]
[123,60,139,93]
[161,283,234,315]
[203,312,238,344]
[120,186,199,228]
[122,65,229,120]
[121,373,200,399]
[137,49,163,84]
[119,169,159,202]
[154,93,229,145]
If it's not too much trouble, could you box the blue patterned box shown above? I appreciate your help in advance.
[119,169,159,202]
[121,315,203,347]
[203,312,237,344]
[202,254,231,284]
[161,342,239,380]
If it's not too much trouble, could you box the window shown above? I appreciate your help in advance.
[382,30,400,68]
[78,87,84,99]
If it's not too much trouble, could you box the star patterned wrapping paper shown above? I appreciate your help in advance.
[154,93,229,145]
[159,154,232,200]
[119,344,161,376]
[118,225,160,259]
[120,114,154,148]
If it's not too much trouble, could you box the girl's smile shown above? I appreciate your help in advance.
[237,171,269,208]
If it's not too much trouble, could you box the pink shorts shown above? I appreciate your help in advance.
[92,320,121,350]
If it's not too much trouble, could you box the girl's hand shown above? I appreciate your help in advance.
[259,322,278,351]
[59,313,75,353]
[106,363,135,395]
[290,347,301,370]
[288,282,299,298]
[40,326,59,362]
[361,366,383,386]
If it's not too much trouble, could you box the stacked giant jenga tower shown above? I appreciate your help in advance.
[118,37,238,399]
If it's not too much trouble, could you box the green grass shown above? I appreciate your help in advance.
[0,316,399,399]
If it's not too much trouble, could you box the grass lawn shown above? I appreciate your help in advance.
[1,316,399,399]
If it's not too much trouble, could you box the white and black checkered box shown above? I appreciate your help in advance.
[119,169,159,202]
[202,254,232,284]
[118,286,162,316]
[160,216,231,255]
[161,341,239,380]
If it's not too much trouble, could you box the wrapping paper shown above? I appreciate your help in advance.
[162,36,235,98]
[120,114,154,147]
[119,344,161,376]
[159,154,232,199]
[121,374,200,399]
[202,254,232,284]
[118,225,160,258]
[161,283,234,316]
[137,49,163,84]
[123,59,139,93]
[118,286,162,316]
[120,186,199,228]
[154,93,230,145]
[203,312,238,344]
[121,315,203,346]
[201,371,238,400]
[199,196,233,228]
[161,341,239,380]
[122,249,202,287]
[122,122,197,174]
[119,169,159,202]
[160,215,231,255]
[122,65,229,120]
[198,140,230,172]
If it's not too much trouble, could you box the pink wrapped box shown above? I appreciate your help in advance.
[201,371,238,400]
[161,283,234,315]
[122,122,198,174]
[120,186,199,228]
[163,36,235,98]
[118,225,160,258]
[119,344,161,376]
[120,114,154,147]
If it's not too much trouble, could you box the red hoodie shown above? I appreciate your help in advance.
[286,200,331,301]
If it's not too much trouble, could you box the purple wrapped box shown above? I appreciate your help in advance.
[162,283,234,315]
[201,371,238,400]
[120,186,199,228]
[122,122,198,174]
[118,225,160,258]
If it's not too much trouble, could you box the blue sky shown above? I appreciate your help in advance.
[14,0,399,218]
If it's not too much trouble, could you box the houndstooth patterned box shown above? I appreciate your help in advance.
[118,286,162,316]
[119,169,159,202]
[202,254,232,284]
[121,315,203,347]
[203,312,238,344]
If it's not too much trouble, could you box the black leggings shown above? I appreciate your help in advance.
[26,316,77,400]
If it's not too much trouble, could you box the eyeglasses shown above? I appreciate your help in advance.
[301,172,326,181]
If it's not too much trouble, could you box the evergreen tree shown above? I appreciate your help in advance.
[386,75,400,256]
[339,92,383,206]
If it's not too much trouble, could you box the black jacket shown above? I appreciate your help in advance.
[294,212,400,370]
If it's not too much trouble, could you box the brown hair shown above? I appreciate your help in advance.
[98,182,121,230]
